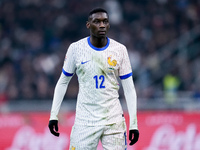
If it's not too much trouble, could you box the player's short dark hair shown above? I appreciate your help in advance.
[88,8,108,20]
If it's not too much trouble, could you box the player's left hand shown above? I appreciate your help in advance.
[48,120,60,137]
[129,129,139,145]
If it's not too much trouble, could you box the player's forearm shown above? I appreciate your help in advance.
[50,73,72,120]
[121,77,138,130]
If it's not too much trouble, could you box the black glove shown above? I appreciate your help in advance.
[48,120,60,137]
[129,129,139,145]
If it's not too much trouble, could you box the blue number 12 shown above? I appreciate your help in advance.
[94,75,105,89]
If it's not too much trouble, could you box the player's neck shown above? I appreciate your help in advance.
[90,36,107,48]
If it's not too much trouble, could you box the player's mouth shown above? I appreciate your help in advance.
[98,31,106,34]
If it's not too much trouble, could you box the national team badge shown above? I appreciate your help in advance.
[107,56,117,70]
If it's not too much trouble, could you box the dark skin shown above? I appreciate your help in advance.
[49,11,139,146]
[86,12,110,48]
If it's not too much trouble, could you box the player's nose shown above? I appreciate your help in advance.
[99,21,105,28]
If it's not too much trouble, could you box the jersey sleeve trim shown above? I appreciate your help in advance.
[87,36,110,51]
[62,68,74,76]
[119,72,132,80]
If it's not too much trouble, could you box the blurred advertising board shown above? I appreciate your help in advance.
[0,111,200,150]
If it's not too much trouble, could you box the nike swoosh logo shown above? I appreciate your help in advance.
[81,60,90,64]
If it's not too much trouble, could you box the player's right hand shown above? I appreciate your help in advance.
[48,120,60,137]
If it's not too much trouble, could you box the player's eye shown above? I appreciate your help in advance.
[103,20,109,24]
[93,20,100,24]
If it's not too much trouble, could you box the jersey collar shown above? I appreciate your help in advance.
[87,36,110,51]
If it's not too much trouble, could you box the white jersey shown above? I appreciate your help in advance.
[63,36,132,126]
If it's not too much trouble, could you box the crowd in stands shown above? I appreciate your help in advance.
[0,0,200,103]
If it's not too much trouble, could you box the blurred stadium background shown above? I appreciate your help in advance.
[0,0,200,150]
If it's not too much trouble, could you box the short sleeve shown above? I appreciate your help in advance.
[62,44,76,76]
[119,46,132,80]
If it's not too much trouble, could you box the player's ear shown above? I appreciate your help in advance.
[86,21,90,29]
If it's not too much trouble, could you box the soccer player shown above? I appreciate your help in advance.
[48,8,139,150]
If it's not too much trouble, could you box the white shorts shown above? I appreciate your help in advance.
[69,121,127,150]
